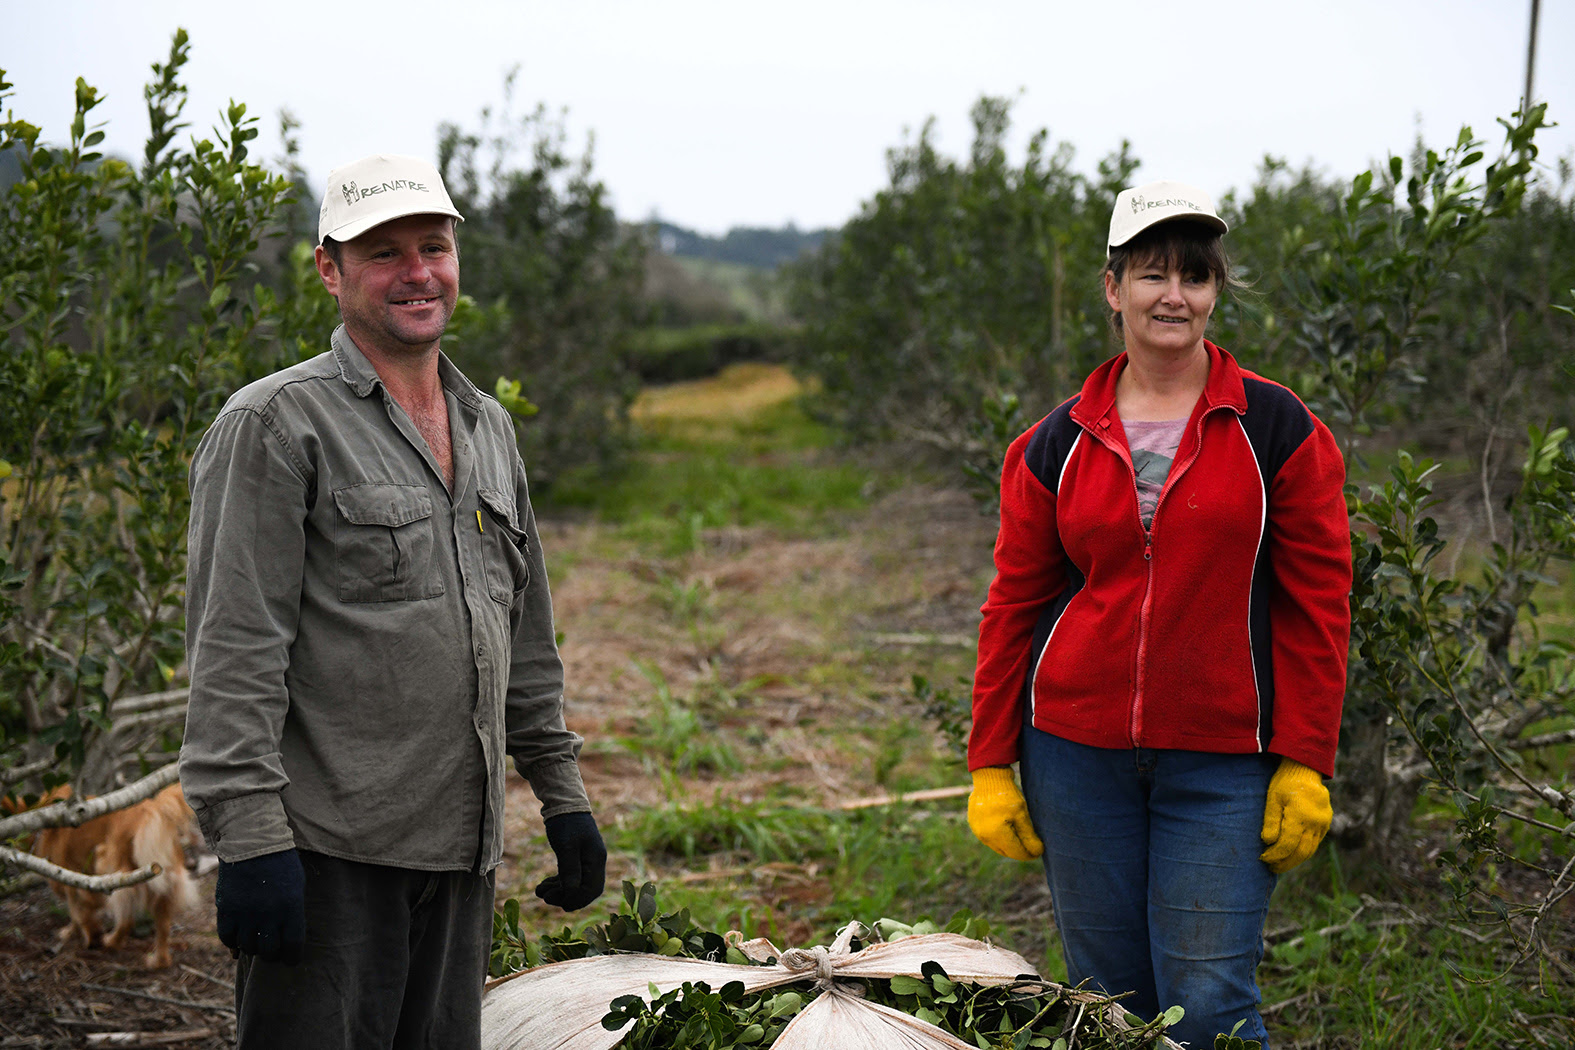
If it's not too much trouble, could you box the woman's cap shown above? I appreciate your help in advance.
[1108,180,1228,251]
[318,154,464,245]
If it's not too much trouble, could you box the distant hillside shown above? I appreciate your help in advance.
[649,221,831,269]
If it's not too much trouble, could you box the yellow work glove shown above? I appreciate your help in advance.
[967,766,1044,861]
[1259,757,1332,874]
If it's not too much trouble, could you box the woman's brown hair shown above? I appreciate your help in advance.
[1103,220,1234,332]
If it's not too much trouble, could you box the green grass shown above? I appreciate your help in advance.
[1256,851,1575,1048]
[547,397,874,554]
[607,797,1055,968]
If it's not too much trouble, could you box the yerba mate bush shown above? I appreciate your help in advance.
[0,33,305,795]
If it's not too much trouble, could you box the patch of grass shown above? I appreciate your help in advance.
[616,796,835,864]
[608,797,1054,969]
[617,664,741,790]
[1257,850,1575,1048]
[547,380,874,554]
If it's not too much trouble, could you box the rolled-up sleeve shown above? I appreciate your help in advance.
[180,408,311,861]
[502,454,590,819]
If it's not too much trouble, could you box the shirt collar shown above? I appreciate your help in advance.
[330,324,483,411]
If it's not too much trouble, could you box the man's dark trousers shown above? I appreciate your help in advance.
[234,850,494,1049]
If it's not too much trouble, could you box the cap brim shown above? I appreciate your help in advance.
[1109,211,1228,249]
[321,205,464,245]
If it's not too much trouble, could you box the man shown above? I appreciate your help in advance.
[180,154,606,1047]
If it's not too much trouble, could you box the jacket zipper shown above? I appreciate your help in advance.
[1126,405,1224,747]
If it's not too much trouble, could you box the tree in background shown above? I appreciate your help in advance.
[787,98,1134,488]
[0,34,305,797]
[437,71,647,491]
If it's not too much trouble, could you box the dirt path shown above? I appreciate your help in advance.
[495,478,998,921]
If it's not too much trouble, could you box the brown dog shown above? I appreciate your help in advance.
[16,782,199,969]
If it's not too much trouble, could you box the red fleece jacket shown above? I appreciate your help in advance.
[968,343,1351,778]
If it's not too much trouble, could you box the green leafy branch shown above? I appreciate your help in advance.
[1348,427,1575,969]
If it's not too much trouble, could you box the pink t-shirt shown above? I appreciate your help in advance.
[1123,418,1188,529]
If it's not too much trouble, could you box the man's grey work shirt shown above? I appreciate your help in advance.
[180,326,589,873]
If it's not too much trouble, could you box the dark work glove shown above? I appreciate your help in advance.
[535,812,606,912]
[215,848,306,965]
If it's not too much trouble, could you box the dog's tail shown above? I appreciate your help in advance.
[111,783,200,921]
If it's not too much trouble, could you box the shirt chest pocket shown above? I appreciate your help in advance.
[478,488,531,606]
[331,484,446,603]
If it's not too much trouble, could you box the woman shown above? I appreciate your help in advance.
[966,181,1350,1048]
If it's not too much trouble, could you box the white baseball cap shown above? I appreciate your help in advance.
[318,154,463,245]
[1108,180,1227,251]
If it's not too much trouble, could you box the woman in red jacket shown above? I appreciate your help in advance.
[966,181,1351,1048]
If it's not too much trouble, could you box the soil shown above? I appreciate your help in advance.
[0,868,234,1047]
[0,476,999,1046]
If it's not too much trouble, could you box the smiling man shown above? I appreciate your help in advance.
[180,155,606,1048]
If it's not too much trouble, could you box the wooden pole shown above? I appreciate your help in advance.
[1524,0,1541,110]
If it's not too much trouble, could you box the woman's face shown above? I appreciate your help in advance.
[1104,259,1218,359]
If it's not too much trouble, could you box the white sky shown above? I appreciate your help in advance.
[5,0,1572,235]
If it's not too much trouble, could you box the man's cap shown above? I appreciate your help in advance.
[1108,179,1227,251]
[318,154,463,245]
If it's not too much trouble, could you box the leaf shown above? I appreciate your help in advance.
[637,881,658,924]
[767,992,803,1018]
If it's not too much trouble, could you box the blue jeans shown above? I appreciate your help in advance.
[1019,728,1278,1048]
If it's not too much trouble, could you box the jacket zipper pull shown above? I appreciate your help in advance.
[1144,533,1153,561]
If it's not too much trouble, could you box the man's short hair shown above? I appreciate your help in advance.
[321,236,345,272]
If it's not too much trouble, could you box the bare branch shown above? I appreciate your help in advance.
[105,707,188,735]
[1511,727,1575,750]
[867,632,975,649]
[109,686,190,716]
[83,981,234,1016]
[0,844,162,892]
[86,1029,219,1047]
[0,760,178,840]
[1,757,57,789]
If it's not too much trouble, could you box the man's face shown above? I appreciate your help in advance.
[315,214,459,355]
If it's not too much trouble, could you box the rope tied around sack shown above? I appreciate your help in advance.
[779,945,836,986]
[778,921,867,990]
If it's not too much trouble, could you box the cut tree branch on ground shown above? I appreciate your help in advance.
[0,760,178,840]
[838,785,971,810]
[85,1029,216,1047]
[867,632,976,649]
[81,982,234,1016]
[179,963,234,991]
[0,845,161,893]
